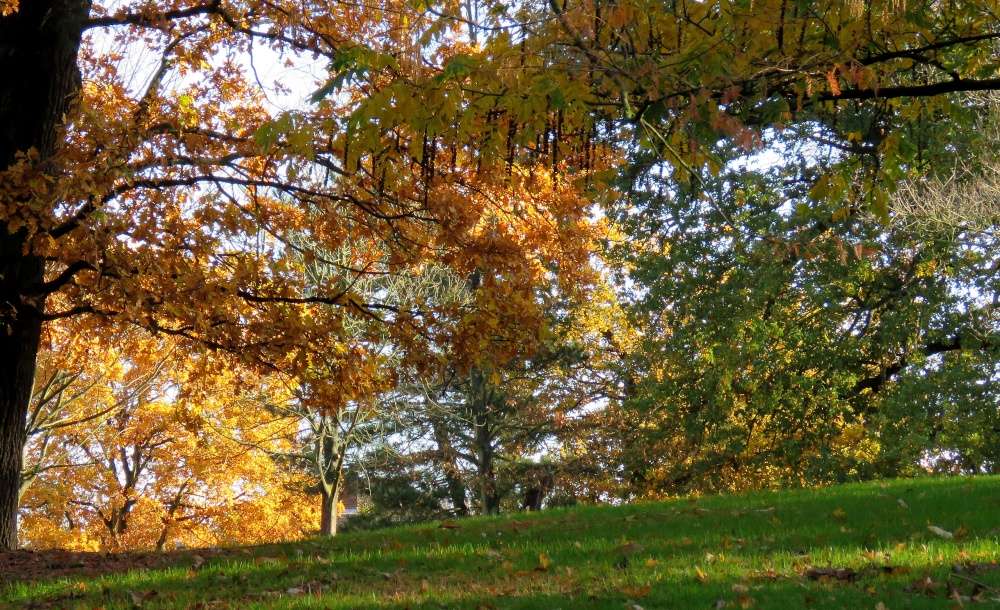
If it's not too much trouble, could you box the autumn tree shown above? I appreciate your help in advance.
[20,318,172,503]
[0,0,599,548]
[19,330,314,551]
[5,0,1000,549]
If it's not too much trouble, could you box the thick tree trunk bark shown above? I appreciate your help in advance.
[0,0,90,549]
[0,268,43,549]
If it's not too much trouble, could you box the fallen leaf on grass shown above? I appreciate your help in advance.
[951,561,1000,574]
[191,554,205,570]
[191,601,230,609]
[870,565,910,576]
[897,498,909,509]
[298,582,329,595]
[253,556,283,566]
[614,542,645,555]
[751,568,778,581]
[928,526,954,539]
[695,565,708,582]
[537,553,552,571]
[803,567,857,581]
[731,584,755,608]
[907,575,940,596]
[380,567,405,580]
[129,590,158,604]
[875,603,889,610]
[439,520,461,529]
[620,585,651,598]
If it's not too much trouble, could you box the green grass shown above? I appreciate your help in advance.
[6,476,1000,609]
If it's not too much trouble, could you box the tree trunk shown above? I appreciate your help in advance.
[431,418,468,517]
[470,366,501,515]
[0,0,91,549]
[319,485,339,536]
[0,270,43,549]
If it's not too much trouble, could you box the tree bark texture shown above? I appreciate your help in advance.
[0,0,90,549]
[319,485,339,536]
[315,416,345,536]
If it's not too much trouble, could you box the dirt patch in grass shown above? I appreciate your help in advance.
[0,547,240,586]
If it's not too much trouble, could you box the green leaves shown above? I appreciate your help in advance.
[253,112,315,159]
[432,53,478,84]
[312,45,400,102]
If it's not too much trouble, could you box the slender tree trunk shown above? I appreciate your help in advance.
[470,366,501,515]
[319,484,339,536]
[0,0,91,550]
[431,417,468,517]
[316,414,345,537]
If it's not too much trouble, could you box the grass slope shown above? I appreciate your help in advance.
[5,476,1000,609]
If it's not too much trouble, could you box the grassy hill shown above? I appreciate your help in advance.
[4,476,999,609]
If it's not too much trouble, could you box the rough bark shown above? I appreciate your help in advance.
[0,0,91,550]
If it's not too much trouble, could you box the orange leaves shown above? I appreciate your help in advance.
[19,324,316,551]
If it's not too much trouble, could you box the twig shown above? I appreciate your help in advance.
[950,572,1000,597]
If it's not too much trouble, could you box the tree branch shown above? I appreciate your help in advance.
[83,0,222,30]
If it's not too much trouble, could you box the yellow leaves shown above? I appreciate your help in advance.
[177,95,198,128]
[20,325,317,552]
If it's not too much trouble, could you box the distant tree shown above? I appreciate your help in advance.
[19,332,313,551]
